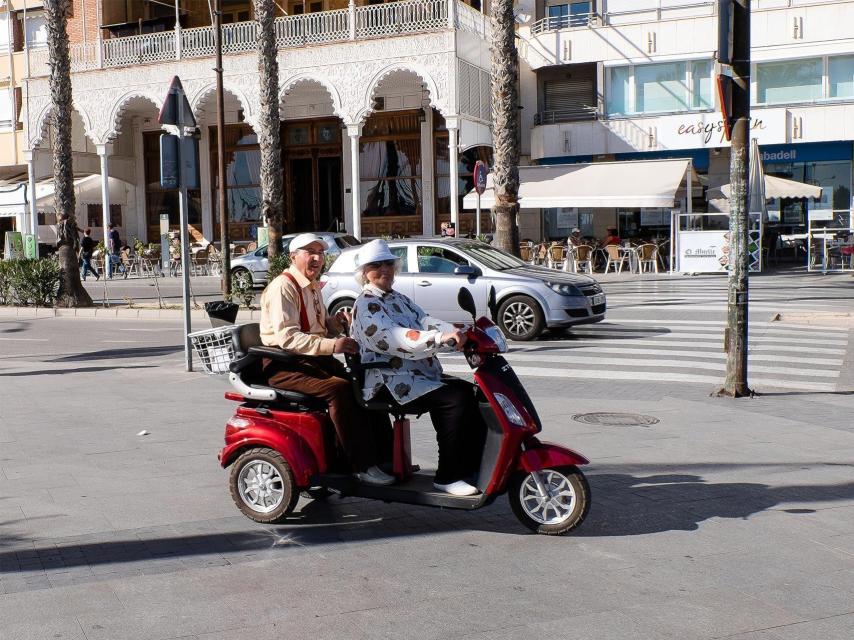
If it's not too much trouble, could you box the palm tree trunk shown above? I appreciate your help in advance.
[489,0,520,256]
[254,0,284,257]
[45,0,92,307]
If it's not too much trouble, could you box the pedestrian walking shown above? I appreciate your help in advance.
[79,228,100,281]
[107,223,122,277]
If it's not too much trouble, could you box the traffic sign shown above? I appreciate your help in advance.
[158,76,196,128]
[474,160,488,195]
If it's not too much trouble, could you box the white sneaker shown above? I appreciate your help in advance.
[355,465,395,486]
[433,480,479,496]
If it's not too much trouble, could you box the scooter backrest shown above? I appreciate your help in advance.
[230,322,262,359]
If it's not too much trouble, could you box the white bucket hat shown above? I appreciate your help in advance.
[289,233,329,252]
[356,239,398,267]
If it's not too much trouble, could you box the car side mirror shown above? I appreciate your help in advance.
[454,265,479,277]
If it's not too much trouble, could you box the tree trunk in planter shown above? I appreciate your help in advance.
[45,0,92,307]
[254,0,284,257]
[490,0,520,256]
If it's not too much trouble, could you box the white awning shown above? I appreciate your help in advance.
[720,175,823,200]
[462,159,698,210]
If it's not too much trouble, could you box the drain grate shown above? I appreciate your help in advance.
[572,412,660,427]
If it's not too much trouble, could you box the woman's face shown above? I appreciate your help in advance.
[364,259,396,291]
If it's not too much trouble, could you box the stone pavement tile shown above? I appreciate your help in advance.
[767,613,854,640]
[741,569,854,620]
[0,580,123,623]
[194,616,374,640]
[76,600,242,640]
[456,610,682,640]
[0,616,88,640]
[621,587,805,640]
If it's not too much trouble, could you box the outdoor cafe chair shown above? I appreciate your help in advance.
[546,243,567,270]
[604,244,627,273]
[193,249,210,276]
[570,245,594,274]
[635,243,659,273]
[519,242,535,264]
[120,251,140,278]
[232,246,247,257]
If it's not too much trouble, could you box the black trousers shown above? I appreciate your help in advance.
[396,378,487,485]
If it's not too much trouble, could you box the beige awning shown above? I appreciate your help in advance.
[462,159,698,210]
[720,175,823,200]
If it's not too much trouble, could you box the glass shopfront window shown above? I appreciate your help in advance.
[359,112,422,218]
[756,58,822,105]
[607,60,713,116]
[544,208,595,240]
[210,124,262,231]
[765,160,851,226]
[435,141,492,217]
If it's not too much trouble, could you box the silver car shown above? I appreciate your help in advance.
[230,232,361,287]
[321,238,605,341]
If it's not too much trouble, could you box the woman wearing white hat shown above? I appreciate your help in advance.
[350,239,487,497]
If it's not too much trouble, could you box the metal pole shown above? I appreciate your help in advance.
[177,108,193,372]
[215,0,231,295]
[476,192,481,238]
[719,0,751,397]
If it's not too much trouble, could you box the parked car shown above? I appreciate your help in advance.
[231,232,361,287]
[322,238,606,341]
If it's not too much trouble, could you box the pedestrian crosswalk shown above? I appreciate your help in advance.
[440,319,849,392]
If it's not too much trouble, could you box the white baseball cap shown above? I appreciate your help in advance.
[289,233,329,252]
[356,239,399,267]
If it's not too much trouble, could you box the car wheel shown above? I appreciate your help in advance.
[329,298,356,317]
[497,295,544,341]
[231,267,253,288]
[229,448,298,524]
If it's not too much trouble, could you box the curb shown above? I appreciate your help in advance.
[0,306,261,321]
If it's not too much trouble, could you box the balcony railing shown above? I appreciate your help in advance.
[531,13,593,35]
[530,0,716,34]
[26,0,488,78]
[533,107,598,125]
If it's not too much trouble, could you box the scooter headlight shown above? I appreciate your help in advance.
[494,393,525,426]
[482,324,508,353]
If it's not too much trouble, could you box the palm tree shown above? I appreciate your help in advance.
[45,0,92,307]
[489,0,521,256]
[254,0,284,257]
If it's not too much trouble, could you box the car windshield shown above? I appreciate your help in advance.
[456,242,527,270]
[335,235,361,248]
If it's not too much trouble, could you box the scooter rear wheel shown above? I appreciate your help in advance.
[508,465,590,535]
[229,448,298,524]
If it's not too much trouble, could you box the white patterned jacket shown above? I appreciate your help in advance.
[351,284,456,404]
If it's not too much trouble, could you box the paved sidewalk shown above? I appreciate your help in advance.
[0,275,852,639]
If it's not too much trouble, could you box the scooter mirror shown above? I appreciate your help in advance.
[457,287,477,320]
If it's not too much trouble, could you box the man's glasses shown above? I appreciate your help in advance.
[366,259,396,269]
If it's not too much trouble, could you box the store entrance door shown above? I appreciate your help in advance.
[287,153,343,232]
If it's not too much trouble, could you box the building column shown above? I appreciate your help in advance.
[24,150,38,247]
[346,123,363,240]
[446,116,460,229]
[97,143,112,276]
[133,121,148,242]
[420,108,435,235]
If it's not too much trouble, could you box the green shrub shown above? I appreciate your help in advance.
[267,253,291,280]
[6,258,61,306]
[0,261,12,305]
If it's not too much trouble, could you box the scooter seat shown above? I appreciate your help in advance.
[250,384,328,410]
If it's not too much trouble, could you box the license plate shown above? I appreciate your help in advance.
[589,293,605,306]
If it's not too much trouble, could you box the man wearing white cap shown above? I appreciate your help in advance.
[259,233,394,486]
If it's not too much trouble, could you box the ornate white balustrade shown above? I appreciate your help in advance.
[25,0,488,78]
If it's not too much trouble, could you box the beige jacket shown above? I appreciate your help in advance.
[259,265,343,355]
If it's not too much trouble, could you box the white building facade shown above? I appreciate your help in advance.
[19,0,493,246]
[515,0,854,246]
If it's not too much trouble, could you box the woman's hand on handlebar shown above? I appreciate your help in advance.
[333,337,359,354]
[440,328,467,351]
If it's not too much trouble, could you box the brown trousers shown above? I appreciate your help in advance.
[263,355,390,472]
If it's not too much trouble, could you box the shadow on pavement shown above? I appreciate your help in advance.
[50,345,183,362]
[0,364,156,377]
[1,469,853,574]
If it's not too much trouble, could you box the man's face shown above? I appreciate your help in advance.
[291,241,326,280]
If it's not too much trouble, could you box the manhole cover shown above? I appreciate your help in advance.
[572,412,659,427]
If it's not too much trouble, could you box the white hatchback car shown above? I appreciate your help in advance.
[321,238,606,341]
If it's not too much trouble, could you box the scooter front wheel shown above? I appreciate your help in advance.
[229,448,298,524]
[508,466,590,535]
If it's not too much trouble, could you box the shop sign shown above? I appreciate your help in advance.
[677,118,766,144]
[3,231,24,261]
[678,230,729,272]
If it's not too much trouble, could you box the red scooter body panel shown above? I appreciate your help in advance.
[473,363,539,495]
[518,441,589,472]
[219,407,329,486]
